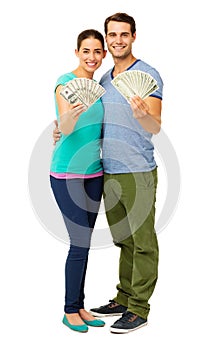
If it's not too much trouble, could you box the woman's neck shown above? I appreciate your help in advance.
[72,67,93,79]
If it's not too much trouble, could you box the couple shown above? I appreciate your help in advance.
[50,12,163,334]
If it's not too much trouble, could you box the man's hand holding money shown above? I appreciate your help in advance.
[130,96,149,119]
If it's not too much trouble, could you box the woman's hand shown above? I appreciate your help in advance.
[59,103,86,135]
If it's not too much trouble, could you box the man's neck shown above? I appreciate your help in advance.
[112,55,137,76]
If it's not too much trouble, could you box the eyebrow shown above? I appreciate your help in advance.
[82,47,103,50]
[107,31,130,35]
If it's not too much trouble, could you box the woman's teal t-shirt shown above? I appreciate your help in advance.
[50,72,104,175]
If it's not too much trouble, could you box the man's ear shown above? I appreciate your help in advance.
[75,49,79,57]
[132,32,136,43]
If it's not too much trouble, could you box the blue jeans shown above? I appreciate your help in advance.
[50,175,103,313]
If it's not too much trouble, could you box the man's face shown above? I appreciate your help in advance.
[105,21,136,60]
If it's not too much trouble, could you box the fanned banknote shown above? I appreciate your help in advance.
[60,78,106,109]
[111,70,159,102]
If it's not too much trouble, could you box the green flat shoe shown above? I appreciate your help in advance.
[62,315,88,333]
[83,318,105,327]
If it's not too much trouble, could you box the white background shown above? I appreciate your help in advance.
[1,0,209,348]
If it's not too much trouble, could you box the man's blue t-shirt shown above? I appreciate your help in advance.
[100,59,163,174]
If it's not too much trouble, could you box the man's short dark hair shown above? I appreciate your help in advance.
[104,13,136,36]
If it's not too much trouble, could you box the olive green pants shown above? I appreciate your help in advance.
[103,169,158,319]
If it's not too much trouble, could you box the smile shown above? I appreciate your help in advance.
[86,62,97,67]
[112,46,126,49]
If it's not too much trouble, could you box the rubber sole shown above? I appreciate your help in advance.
[110,321,148,334]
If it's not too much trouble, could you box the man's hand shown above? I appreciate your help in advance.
[130,96,149,119]
[129,95,162,134]
[53,120,61,145]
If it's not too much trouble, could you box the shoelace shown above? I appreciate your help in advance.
[108,299,119,307]
[119,311,137,323]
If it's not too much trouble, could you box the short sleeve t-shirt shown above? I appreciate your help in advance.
[50,72,104,175]
[100,59,163,173]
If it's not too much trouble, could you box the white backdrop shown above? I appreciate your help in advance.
[1,0,209,348]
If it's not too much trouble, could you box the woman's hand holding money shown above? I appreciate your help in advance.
[59,103,86,135]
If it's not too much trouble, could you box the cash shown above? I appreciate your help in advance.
[60,78,106,109]
[111,70,159,102]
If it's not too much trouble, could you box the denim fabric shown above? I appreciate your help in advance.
[50,175,103,313]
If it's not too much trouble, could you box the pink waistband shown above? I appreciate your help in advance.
[50,170,103,179]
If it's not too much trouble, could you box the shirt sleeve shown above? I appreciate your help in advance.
[147,68,163,100]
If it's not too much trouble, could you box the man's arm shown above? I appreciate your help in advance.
[53,120,61,145]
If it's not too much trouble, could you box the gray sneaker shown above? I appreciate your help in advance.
[110,311,147,333]
[90,300,127,317]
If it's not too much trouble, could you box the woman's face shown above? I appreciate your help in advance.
[75,37,106,74]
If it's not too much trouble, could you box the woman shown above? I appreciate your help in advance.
[50,29,106,333]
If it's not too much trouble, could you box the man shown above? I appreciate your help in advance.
[54,13,163,333]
